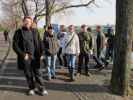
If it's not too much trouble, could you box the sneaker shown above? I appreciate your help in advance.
[94,64,102,69]
[28,90,35,96]
[76,72,81,77]
[40,90,48,96]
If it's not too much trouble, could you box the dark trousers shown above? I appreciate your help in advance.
[23,59,45,90]
[57,48,67,67]
[63,54,67,67]
[78,53,89,74]
[105,47,113,61]
[57,48,63,66]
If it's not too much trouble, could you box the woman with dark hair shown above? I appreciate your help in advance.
[42,25,59,81]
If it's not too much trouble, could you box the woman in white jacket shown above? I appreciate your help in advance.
[62,25,80,81]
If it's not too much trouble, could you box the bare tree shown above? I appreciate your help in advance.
[8,0,95,26]
[0,0,22,29]
[41,0,95,26]
[111,0,133,96]
[1,0,109,27]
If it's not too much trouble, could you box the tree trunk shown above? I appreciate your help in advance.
[22,0,29,16]
[45,0,51,27]
[111,0,133,96]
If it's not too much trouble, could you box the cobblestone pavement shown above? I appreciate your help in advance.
[0,32,132,100]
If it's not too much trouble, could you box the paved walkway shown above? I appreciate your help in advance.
[0,32,132,100]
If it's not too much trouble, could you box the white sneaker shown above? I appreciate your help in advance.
[40,90,48,96]
[28,90,35,95]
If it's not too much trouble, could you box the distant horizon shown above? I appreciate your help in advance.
[37,23,115,28]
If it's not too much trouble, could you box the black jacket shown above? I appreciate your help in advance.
[13,27,42,70]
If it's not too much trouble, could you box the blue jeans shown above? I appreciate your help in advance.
[66,54,76,80]
[66,54,76,70]
[46,55,57,79]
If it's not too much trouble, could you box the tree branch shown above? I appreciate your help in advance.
[33,0,95,22]
[21,0,29,16]
[53,0,95,14]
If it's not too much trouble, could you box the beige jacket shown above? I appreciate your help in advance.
[62,32,80,55]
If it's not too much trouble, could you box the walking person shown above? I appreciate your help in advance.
[86,27,104,70]
[105,27,114,63]
[95,26,108,70]
[57,25,67,67]
[13,16,48,96]
[96,26,106,59]
[42,25,59,81]
[63,25,80,81]
[3,30,9,42]
[77,25,92,76]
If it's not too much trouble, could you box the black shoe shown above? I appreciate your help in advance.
[94,65,100,69]
[51,76,56,79]
[94,64,104,68]
[104,62,109,67]
[98,65,105,71]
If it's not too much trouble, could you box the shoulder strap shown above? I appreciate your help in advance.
[65,34,75,49]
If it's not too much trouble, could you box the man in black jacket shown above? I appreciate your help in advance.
[13,16,48,96]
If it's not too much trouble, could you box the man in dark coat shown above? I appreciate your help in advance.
[13,16,48,96]
[106,27,114,62]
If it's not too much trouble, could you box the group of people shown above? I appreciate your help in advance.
[12,16,114,96]
[57,24,114,76]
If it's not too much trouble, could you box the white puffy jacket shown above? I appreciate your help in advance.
[62,32,80,55]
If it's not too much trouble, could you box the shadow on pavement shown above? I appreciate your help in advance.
[0,60,111,95]
[0,78,110,94]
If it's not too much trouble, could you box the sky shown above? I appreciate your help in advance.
[0,0,116,27]
[38,0,116,27]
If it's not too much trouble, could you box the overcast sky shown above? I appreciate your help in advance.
[38,0,116,27]
[0,0,116,27]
